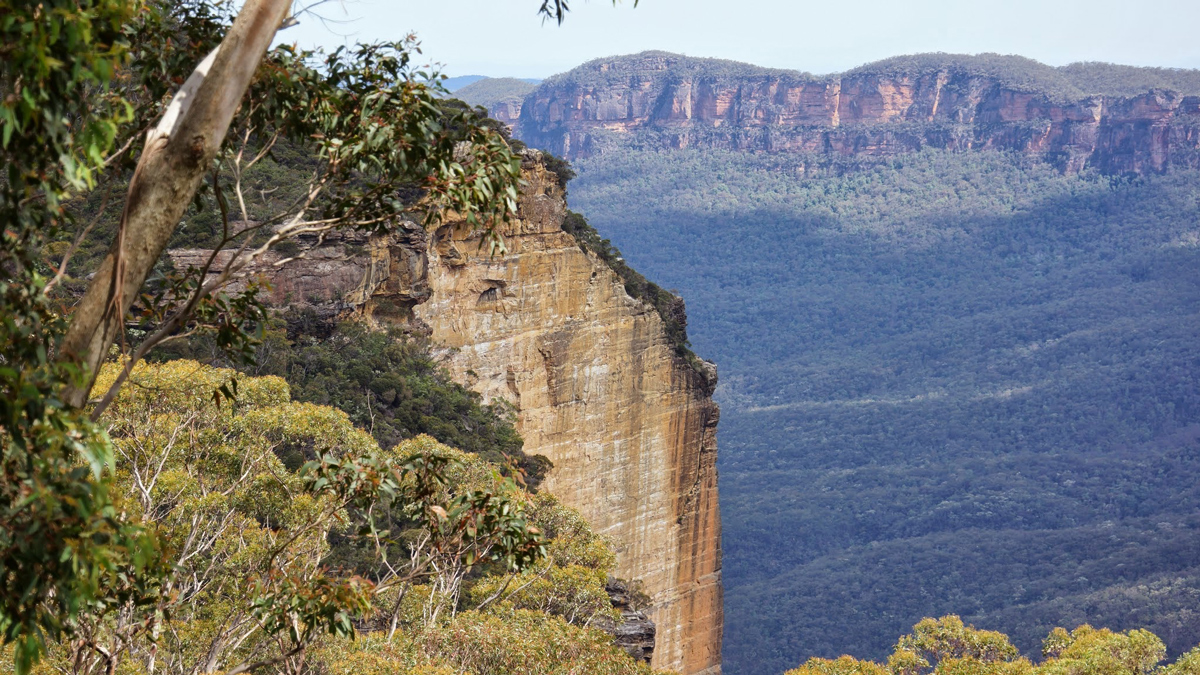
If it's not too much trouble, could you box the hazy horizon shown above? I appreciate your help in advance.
[280,0,1200,79]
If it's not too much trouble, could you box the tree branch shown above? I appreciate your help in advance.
[59,0,293,408]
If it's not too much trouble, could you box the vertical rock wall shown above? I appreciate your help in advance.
[166,156,724,674]
[516,51,1200,173]
[411,159,723,675]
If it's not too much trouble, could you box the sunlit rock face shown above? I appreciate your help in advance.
[409,158,723,675]
[516,51,1200,174]
[167,154,724,675]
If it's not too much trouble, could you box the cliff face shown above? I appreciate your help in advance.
[410,159,723,675]
[516,52,1200,173]
[166,155,723,675]
[486,98,522,127]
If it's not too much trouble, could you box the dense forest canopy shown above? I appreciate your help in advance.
[538,50,816,88]
[3,359,664,675]
[567,147,1200,675]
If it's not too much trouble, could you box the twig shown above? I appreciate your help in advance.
[45,193,108,293]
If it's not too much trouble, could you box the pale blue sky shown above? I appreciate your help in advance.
[282,0,1200,79]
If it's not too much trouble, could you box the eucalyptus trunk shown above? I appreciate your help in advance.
[59,0,291,408]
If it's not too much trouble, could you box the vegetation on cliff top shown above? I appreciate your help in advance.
[0,0,602,669]
[540,50,815,88]
[849,53,1200,101]
[454,77,539,111]
[560,210,709,380]
[537,50,1200,102]
[154,321,553,489]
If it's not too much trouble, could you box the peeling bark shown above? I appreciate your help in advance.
[59,0,292,407]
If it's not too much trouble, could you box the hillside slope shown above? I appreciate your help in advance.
[160,153,724,675]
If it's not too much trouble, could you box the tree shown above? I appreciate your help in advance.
[0,0,603,671]
[19,359,662,675]
[38,359,545,675]
[785,617,1200,675]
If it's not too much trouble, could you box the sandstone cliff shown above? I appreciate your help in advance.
[167,153,723,675]
[453,77,538,129]
[410,158,722,675]
[515,51,1200,174]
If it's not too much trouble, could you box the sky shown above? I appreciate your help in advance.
[281,0,1200,79]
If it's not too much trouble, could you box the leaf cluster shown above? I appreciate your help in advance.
[786,617,1199,675]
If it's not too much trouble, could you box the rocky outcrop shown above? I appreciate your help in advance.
[167,222,431,326]
[599,579,657,664]
[486,98,522,128]
[165,153,724,675]
[515,51,1200,174]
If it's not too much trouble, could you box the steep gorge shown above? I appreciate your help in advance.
[515,51,1200,174]
[167,153,723,675]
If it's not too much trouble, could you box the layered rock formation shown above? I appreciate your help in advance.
[600,579,658,664]
[515,51,1200,173]
[452,77,538,129]
[410,158,723,675]
[166,153,723,675]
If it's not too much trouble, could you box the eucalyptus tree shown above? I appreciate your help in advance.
[0,0,590,671]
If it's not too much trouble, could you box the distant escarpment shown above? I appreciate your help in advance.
[453,77,539,127]
[515,51,1200,173]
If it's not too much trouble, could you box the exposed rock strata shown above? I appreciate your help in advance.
[486,99,522,128]
[599,579,657,664]
[165,154,723,675]
[516,52,1200,173]
[411,157,723,675]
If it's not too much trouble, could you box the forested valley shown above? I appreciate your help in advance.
[566,147,1200,675]
[9,0,1200,672]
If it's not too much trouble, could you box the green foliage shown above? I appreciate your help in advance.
[418,608,659,674]
[567,146,1200,674]
[894,617,1023,672]
[1059,62,1200,98]
[465,493,620,626]
[154,321,551,488]
[848,53,1200,101]
[11,359,648,675]
[787,655,893,675]
[541,50,812,89]
[539,51,1200,110]
[846,53,1087,101]
[0,1,561,670]
[314,608,665,675]
[0,1,166,671]
[40,359,554,675]
[1039,626,1165,675]
[560,210,707,377]
[788,618,1185,675]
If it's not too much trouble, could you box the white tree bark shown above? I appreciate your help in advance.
[60,0,292,408]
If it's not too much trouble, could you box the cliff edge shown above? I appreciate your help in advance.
[167,153,724,675]
[515,51,1200,174]
[409,157,723,675]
